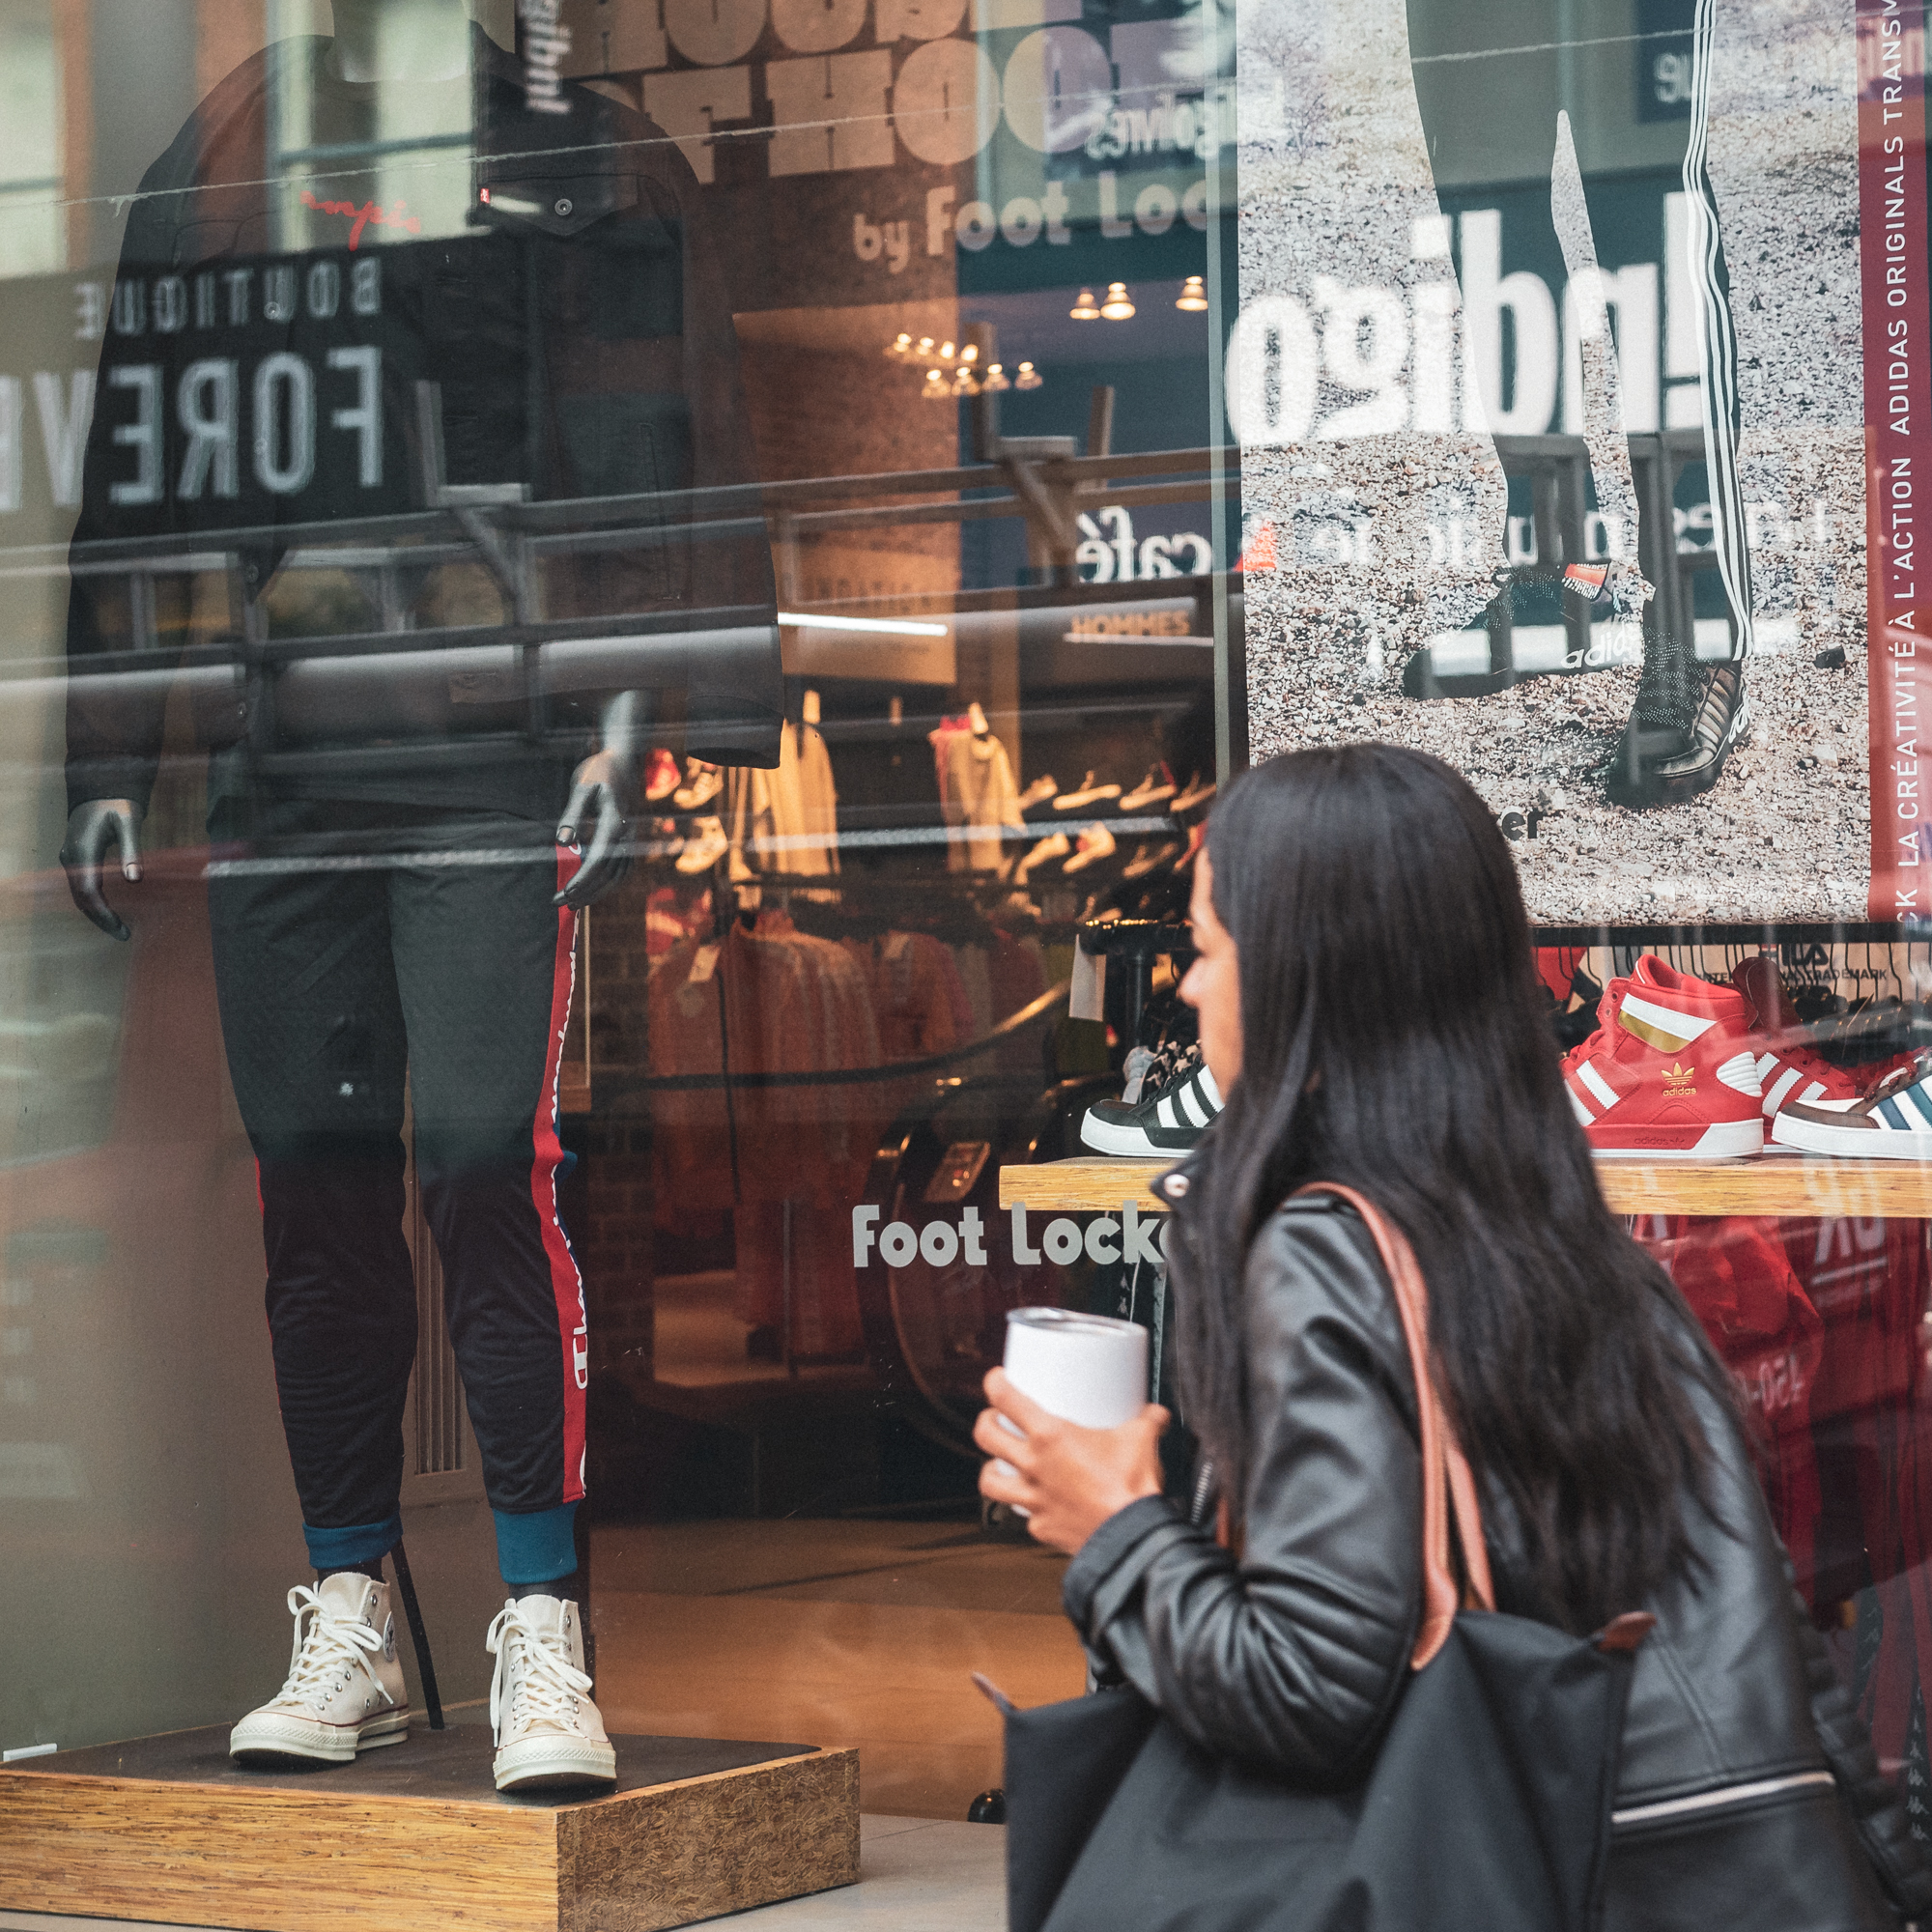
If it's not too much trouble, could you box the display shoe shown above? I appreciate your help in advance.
[643,748,681,803]
[1122,839,1181,881]
[1119,765,1177,812]
[1605,665,1748,809]
[487,1594,616,1793]
[1774,1054,1932,1159]
[1016,774,1060,814]
[673,760,724,811]
[1062,824,1117,874]
[230,1574,410,1766]
[1081,1039,1224,1155]
[1731,954,1861,1123]
[1015,832,1070,880]
[1558,956,1764,1158]
[1054,771,1123,812]
[1170,773,1217,816]
[675,815,729,874]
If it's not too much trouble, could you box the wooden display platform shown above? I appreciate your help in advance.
[1001,1153,1932,1219]
[0,1723,858,1932]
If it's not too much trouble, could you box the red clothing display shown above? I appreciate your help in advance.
[1634,1214,1825,1598]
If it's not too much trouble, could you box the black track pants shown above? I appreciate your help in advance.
[208,799,586,1548]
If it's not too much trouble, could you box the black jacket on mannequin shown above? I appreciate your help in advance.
[64,26,781,825]
[1063,1189,1925,1929]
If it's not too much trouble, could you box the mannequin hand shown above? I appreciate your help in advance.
[556,748,638,909]
[974,1368,1167,1557]
[61,799,144,940]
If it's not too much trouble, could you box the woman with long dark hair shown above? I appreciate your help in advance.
[976,744,1922,1927]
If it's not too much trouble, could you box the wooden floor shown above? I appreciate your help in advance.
[589,1518,1087,1819]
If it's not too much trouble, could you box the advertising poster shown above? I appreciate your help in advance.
[1230,0,1908,924]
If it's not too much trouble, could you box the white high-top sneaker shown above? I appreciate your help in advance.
[487,1594,617,1792]
[230,1574,410,1765]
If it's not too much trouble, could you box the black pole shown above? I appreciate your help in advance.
[389,1538,443,1730]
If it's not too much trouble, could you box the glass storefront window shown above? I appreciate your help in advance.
[2,0,1932,1917]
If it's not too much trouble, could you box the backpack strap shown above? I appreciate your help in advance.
[1293,1183,1495,1666]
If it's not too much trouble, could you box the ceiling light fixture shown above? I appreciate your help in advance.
[1068,288,1100,321]
[1015,361,1043,390]
[1100,282,1135,320]
[1176,275,1208,312]
[780,611,951,638]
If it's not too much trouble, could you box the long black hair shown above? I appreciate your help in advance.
[1168,744,1725,1633]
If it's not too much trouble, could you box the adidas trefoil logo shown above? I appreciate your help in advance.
[1662,1062,1696,1095]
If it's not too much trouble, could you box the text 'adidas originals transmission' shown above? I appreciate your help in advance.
[1559,956,1764,1158]
[229,1574,409,1766]
[1081,1039,1224,1156]
[487,1594,616,1792]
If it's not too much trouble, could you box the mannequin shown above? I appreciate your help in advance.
[61,695,640,935]
[59,0,778,1795]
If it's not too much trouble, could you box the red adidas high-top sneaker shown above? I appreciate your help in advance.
[1730,954,1861,1122]
[1560,956,1764,1158]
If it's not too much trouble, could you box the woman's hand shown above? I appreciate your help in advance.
[974,1368,1168,1556]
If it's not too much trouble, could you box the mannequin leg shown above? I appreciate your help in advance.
[209,799,415,1566]
[1589,0,1754,805]
[386,810,586,1590]
[1402,0,1561,699]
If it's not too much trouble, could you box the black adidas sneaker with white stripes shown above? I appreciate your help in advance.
[1080,1042,1224,1156]
[1605,664,1748,809]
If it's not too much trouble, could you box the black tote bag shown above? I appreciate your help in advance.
[994,1183,1655,1932]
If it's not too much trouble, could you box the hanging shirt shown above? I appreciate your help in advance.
[932,725,1022,873]
[725,720,840,877]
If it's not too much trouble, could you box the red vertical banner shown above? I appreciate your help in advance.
[1861,0,1932,917]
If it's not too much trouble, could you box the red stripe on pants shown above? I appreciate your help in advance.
[535,845,587,1504]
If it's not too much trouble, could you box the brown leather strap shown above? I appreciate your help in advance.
[1293,1184,1495,1667]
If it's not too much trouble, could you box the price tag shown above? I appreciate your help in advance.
[687,943,721,984]
[1069,942,1106,1021]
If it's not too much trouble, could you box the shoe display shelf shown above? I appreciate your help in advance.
[0,1725,857,1932]
[1001,1154,1932,1220]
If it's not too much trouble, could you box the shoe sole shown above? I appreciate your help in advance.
[494,1737,618,1792]
[1079,1112,1203,1157]
[1588,1119,1764,1160]
[1772,1115,1932,1160]
[230,1707,410,1766]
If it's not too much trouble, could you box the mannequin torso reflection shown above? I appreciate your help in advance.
[52,0,740,1796]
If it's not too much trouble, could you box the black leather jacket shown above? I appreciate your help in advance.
[1063,1191,1929,1928]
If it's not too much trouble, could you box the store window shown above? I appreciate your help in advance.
[1,0,1931,1902]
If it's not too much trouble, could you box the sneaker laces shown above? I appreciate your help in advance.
[1861,1051,1932,1105]
[1141,1038,1200,1101]
[277,1584,384,1709]
[488,1602,592,1741]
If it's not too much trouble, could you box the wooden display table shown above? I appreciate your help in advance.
[0,1724,858,1932]
[1002,1154,1932,1220]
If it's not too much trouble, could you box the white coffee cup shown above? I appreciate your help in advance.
[1002,1307,1150,1429]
